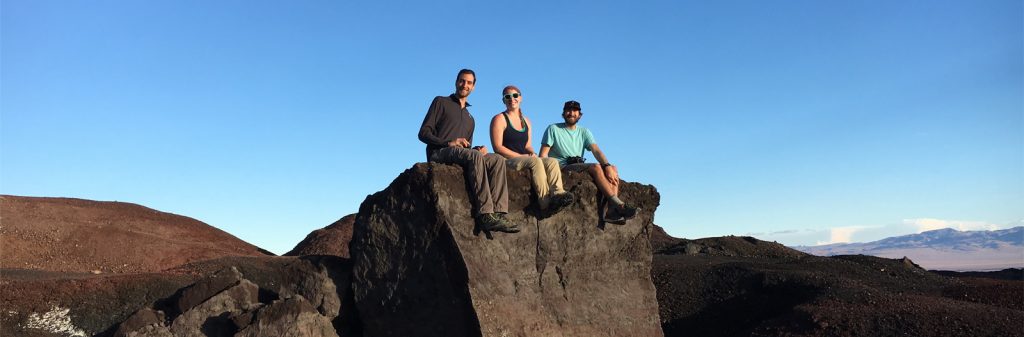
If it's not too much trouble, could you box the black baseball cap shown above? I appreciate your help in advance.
[563,100,581,112]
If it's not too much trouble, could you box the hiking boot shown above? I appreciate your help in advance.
[602,209,627,225]
[617,203,639,220]
[477,213,504,232]
[603,203,639,225]
[546,192,575,214]
[493,213,521,233]
[478,213,519,234]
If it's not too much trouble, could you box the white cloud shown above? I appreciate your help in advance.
[816,226,868,245]
[902,218,1001,233]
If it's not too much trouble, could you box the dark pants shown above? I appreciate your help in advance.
[430,147,509,215]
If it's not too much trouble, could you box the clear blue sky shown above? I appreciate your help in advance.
[3,0,1021,255]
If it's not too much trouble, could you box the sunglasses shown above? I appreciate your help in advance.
[502,93,521,100]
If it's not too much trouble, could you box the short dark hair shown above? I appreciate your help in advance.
[457,69,476,83]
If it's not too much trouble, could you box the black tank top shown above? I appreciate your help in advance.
[502,112,530,155]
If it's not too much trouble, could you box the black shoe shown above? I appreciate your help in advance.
[617,203,639,220]
[546,192,575,214]
[602,203,638,225]
[553,192,575,207]
[602,212,627,225]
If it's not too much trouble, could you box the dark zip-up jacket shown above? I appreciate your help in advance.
[418,94,474,160]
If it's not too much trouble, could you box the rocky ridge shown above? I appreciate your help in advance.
[649,226,1024,336]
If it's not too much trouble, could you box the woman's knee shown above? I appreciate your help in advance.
[541,157,558,168]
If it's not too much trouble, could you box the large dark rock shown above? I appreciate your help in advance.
[285,214,356,258]
[234,296,339,337]
[350,163,663,337]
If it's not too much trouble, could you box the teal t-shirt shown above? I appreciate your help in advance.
[541,123,597,166]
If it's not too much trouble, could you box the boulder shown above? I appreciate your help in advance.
[174,267,246,315]
[112,308,166,337]
[350,163,663,337]
[234,296,339,337]
[168,279,260,337]
[285,214,356,258]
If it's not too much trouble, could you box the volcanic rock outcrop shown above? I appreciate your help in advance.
[286,214,356,258]
[350,163,664,337]
[0,195,271,274]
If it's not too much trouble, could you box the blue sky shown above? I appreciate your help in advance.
[3,0,1021,255]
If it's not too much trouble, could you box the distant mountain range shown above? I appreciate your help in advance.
[793,227,1024,271]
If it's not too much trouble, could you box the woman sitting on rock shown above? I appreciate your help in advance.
[489,85,574,214]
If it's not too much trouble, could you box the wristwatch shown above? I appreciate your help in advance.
[601,163,614,168]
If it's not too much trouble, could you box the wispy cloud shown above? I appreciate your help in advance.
[745,229,804,236]
[902,218,1002,233]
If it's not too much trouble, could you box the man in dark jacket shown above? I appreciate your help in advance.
[418,69,518,234]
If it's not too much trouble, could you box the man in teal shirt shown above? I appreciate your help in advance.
[540,100,638,224]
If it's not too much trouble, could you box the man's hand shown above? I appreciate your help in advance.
[474,145,488,154]
[604,165,620,186]
[448,138,470,148]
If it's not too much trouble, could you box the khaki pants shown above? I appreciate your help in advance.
[506,156,565,206]
[430,147,509,215]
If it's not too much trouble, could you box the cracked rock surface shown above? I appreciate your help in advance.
[350,163,663,337]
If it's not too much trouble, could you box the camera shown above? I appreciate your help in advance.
[566,156,585,165]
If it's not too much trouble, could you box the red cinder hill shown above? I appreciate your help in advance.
[0,195,272,274]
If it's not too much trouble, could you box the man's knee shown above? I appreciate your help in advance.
[588,164,607,181]
[460,149,483,163]
[483,153,505,166]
